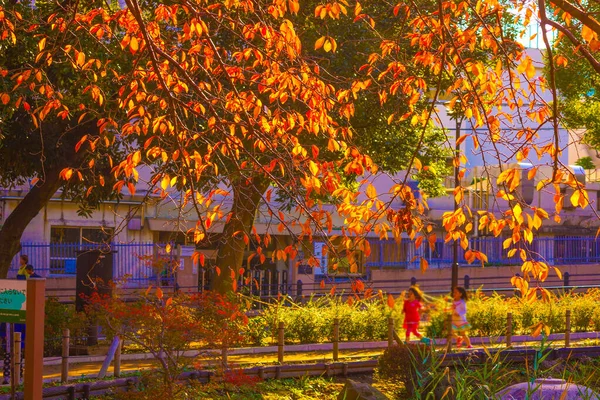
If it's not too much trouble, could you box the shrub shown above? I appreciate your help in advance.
[285,306,325,343]
[567,295,596,332]
[243,316,270,346]
[44,297,87,357]
[468,294,510,337]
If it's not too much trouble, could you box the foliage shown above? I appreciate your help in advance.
[44,297,88,357]
[255,295,393,345]
[87,289,247,395]
[0,0,598,299]
[575,156,596,171]
[424,290,600,338]
[377,343,451,398]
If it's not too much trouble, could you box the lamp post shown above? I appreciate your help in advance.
[447,103,465,293]
[451,116,462,291]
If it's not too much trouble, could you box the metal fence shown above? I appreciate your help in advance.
[9,236,600,288]
[366,236,600,269]
[9,242,176,287]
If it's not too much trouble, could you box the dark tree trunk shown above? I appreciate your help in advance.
[0,167,64,277]
[0,119,96,277]
[211,178,269,294]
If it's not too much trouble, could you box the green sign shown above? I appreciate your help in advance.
[0,280,26,323]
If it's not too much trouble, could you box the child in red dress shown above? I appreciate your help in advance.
[403,287,424,342]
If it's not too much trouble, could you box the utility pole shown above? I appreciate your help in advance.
[451,115,464,292]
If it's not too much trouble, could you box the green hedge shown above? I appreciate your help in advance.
[242,289,600,346]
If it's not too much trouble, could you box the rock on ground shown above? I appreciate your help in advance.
[337,379,389,400]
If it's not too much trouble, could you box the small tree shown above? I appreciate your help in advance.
[87,289,247,395]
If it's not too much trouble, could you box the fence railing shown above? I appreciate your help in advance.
[10,242,178,287]
[366,236,600,270]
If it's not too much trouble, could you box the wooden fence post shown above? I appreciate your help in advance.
[387,317,394,348]
[333,318,339,361]
[506,313,513,348]
[222,347,228,369]
[12,332,21,388]
[278,321,284,363]
[446,314,453,351]
[61,329,70,383]
[565,309,571,348]
[25,278,45,400]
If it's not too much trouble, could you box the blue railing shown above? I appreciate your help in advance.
[366,236,600,269]
[9,242,177,287]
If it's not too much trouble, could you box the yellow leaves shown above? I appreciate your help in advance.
[413,157,422,171]
[315,36,337,52]
[75,51,85,68]
[308,160,319,176]
[517,56,536,79]
[315,2,347,19]
[161,175,169,191]
[38,37,46,52]
[512,203,523,224]
[497,168,520,192]
[570,189,589,209]
[366,183,377,199]
[511,275,529,295]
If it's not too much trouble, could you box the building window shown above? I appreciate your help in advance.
[49,226,113,275]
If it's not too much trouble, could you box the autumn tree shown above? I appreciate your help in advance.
[0,0,133,276]
[2,0,600,300]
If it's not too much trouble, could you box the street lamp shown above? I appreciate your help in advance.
[447,103,465,292]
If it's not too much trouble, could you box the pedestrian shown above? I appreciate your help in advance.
[403,286,424,342]
[25,265,41,278]
[16,255,32,280]
[451,286,472,349]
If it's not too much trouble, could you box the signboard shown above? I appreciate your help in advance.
[0,280,26,323]
[313,242,328,275]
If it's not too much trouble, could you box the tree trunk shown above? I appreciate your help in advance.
[0,167,64,277]
[211,178,269,294]
[0,119,95,278]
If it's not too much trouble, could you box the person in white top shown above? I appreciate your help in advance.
[451,287,472,349]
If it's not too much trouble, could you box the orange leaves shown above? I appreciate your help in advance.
[555,55,568,67]
[315,36,337,52]
[497,168,520,193]
[387,293,395,308]
[0,93,8,105]
[463,250,488,267]
[60,168,73,180]
[315,2,347,20]
[419,257,428,273]
[581,25,597,44]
